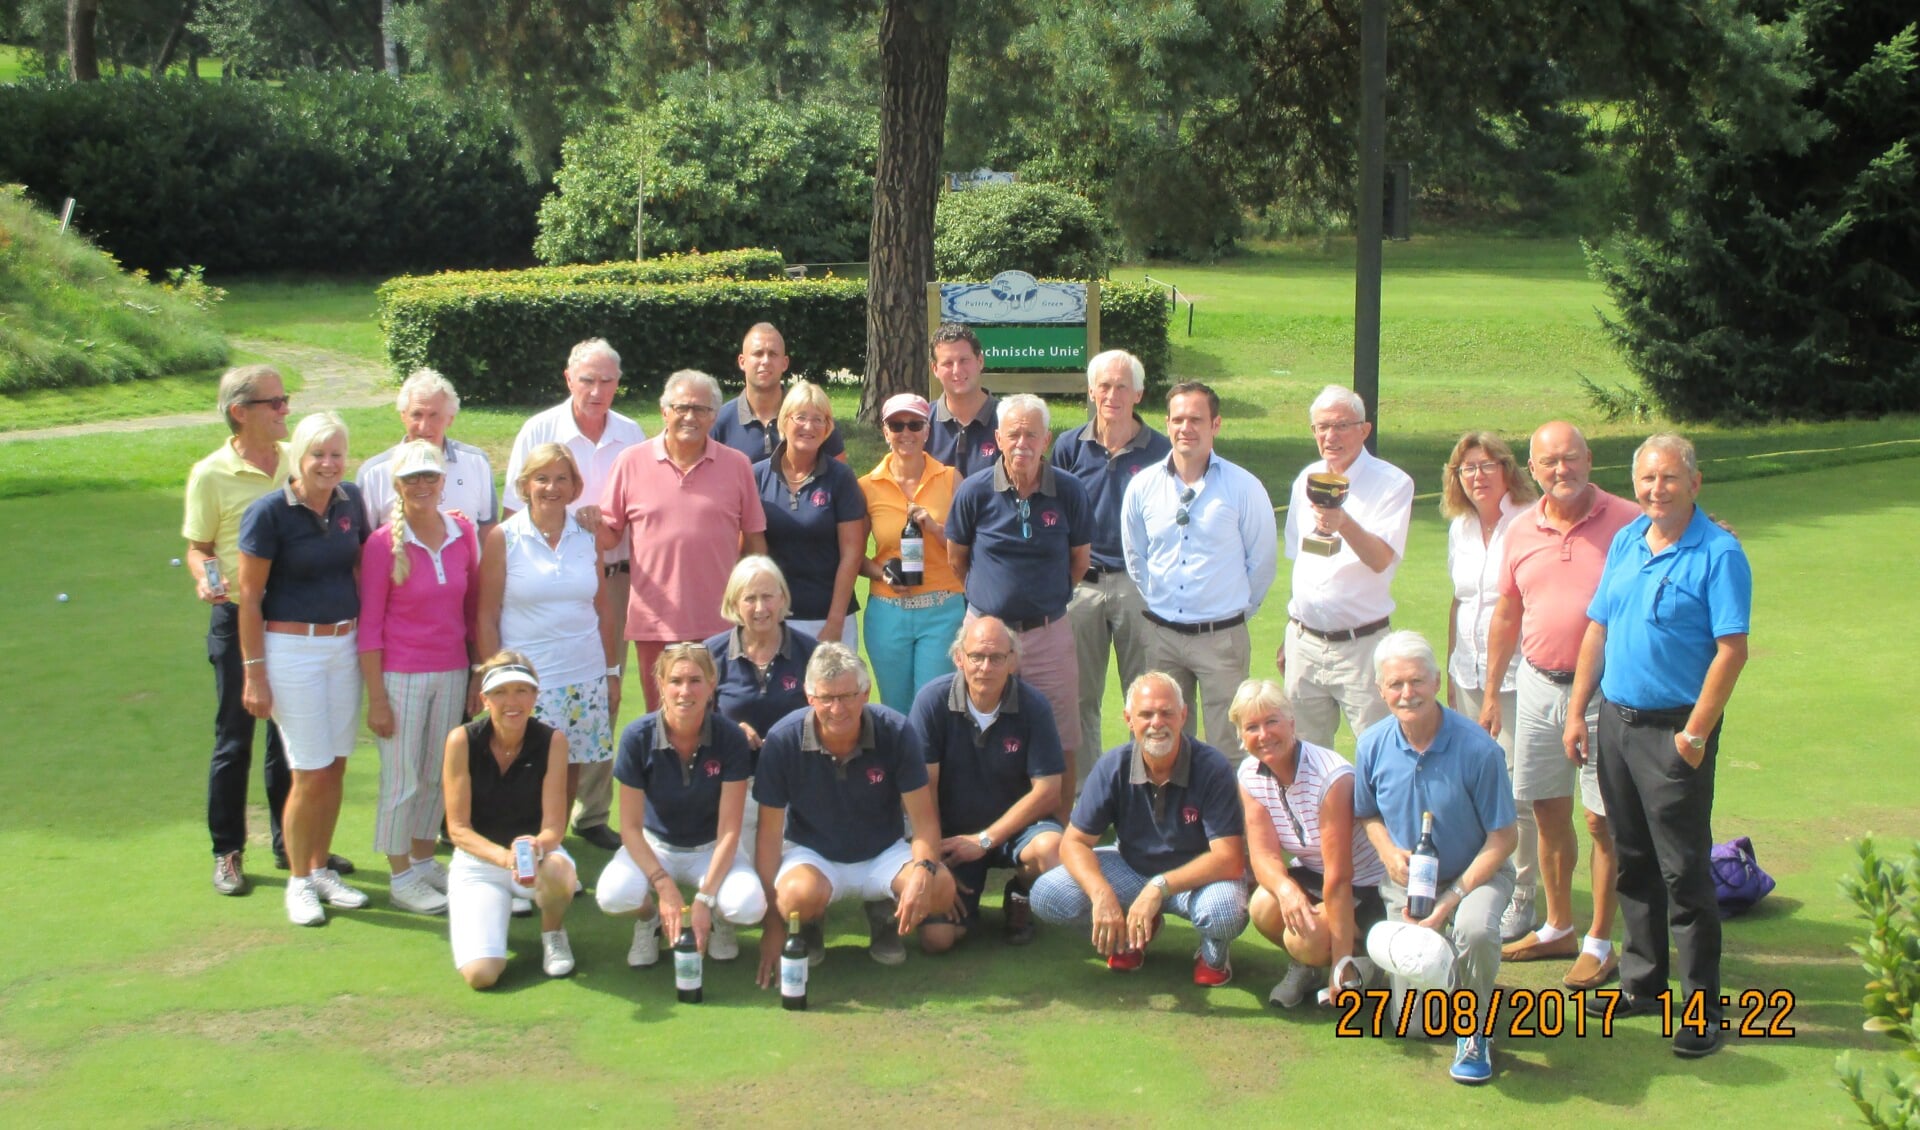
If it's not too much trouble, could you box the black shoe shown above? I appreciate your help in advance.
[1673,1025,1724,1058]
[576,824,622,851]
[1585,990,1663,1018]
[273,852,355,874]
[1003,879,1035,946]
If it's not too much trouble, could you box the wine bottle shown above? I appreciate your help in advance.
[674,922,703,1003]
[1407,810,1440,920]
[899,513,924,587]
[781,911,808,1011]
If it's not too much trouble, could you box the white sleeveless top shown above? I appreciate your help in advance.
[1237,738,1387,887]
[498,510,603,689]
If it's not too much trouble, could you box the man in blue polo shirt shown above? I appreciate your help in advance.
[1030,672,1249,986]
[926,323,1000,478]
[946,394,1093,816]
[751,644,957,981]
[1565,433,1751,1059]
[1053,350,1171,767]
[1354,630,1517,1085]
[909,616,1065,948]
[710,323,847,464]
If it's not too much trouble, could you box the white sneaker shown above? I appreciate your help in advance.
[1500,887,1537,943]
[542,930,575,977]
[285,878,325,926]
[1269,960,1323,1008]
[390,869,449,915]
[708,918,739,961]
[628,916,661,967]
[309,868,369,909]
[511,896,533,917]
[411,857,449,894]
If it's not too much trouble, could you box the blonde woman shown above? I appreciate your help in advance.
[357,440,481,916]
[752,380,868,648]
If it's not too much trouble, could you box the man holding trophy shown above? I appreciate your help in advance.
[1278,386,1414,749]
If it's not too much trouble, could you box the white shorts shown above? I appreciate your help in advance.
[775,839,914,904]
[448,846,576,968]
[594,836,766,925]
[264,630,361,772]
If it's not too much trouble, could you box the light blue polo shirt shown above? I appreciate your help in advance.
[1589,506,1753,710]
[1352,707,1515,884]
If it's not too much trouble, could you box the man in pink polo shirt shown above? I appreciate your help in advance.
[600,369,768,710]
[1480,421,1639,991]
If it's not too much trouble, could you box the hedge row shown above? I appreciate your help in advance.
[380,265,1171,407]
[383,249,788,299]
[0,75,540,274]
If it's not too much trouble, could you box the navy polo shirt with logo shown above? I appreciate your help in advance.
[238,481,370,623]
[908,673,1065,837]
[1071,736,1245,878]
[945,462,1093,623]
[1049,416,1171,570]
[704,624,818,757]
[753,705,928,863]
[613,711,754,848]
[752,447,868,620]
[929,393,1000,479]
[712,394,846,464]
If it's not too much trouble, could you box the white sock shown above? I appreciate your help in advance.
[1581,935,1612,959]
[409,856,435,870]
[1531,921,1575,945]
[390,866,414,884]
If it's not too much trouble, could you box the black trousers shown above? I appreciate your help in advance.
[1596,700,1721,1019]
[206,601,289,859]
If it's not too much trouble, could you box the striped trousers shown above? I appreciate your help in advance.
[374,669,468,856]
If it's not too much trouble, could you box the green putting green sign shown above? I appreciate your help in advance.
[972,326,1087,370]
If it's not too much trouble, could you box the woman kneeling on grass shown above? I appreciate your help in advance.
[443,652,577,988]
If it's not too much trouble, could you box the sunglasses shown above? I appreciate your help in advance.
[245,396,292,410]
[1174,486,1197,526]
[886,417,927,433]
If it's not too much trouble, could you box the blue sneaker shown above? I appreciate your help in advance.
[1450,1035,1493,1085]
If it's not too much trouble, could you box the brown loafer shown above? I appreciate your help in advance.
[1562,949,1620,991]
[1501,929,1580,962]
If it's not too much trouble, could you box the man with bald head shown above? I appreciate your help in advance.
[1480,421,1639,990]
[710,323,846,463]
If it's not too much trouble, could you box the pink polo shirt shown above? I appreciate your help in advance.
[601,437,767,642]
[357,512,479,673]
[1499,487,1639,671]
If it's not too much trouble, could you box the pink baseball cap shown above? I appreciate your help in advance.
[881,393,932,421]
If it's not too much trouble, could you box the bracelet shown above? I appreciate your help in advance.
[647,870,671,886]
[913,859,938,875]
[243,658,266,667]
[1449,882,1468,902]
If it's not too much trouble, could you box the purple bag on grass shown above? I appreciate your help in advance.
[1711,835,1776,918]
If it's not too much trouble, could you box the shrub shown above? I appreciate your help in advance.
[934,183,1118,280]
[1839,837,1920,1129]
[0,75,540,275]
[0,186,227,391]
[535,97,877,266]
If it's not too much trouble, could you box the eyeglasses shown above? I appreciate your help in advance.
[1456,461,1502,478]
[885,418,927,433]
[809,690,865,706]
[788,413,827,430]
[245,396,291,410]
[1174,486,1197,526]
[1015,497,1032,540]
[667,402,716,417]
[1311,420,1362,437]
[962,651,1012,667]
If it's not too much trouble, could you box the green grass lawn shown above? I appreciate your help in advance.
[0,43,224,82]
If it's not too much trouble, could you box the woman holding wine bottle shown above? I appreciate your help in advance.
[752,380,868,648]
[858,392,967,711]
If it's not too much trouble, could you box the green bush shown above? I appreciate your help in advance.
[934,183,1117,280]
[535,97,877,266]
[0,186,227,391]
[381,257,1171,408]
[1840,837,1920,1129]
[0,75,540,274]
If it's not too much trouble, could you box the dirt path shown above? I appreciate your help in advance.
[0,339,389,444]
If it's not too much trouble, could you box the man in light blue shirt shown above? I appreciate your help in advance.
[1121,381,1277,755]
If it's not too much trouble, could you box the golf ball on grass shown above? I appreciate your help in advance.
[58,593,69,602]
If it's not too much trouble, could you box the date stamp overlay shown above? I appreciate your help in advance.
[1333,987,1798,1040]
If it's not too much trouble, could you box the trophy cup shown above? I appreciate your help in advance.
[1301,472,1350,557]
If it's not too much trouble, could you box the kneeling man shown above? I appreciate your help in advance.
[1354,631,1517,1085]
[1030,672,1248,986]
[753,643,957,981]
[909,616,1065,947]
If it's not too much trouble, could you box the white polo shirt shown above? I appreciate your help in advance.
[501,399,646,563]
[357,437,498,530]
[1283,446,1414,632]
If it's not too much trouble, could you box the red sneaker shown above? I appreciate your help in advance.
[1193,952,1233,987]
[1107,947,1146,972]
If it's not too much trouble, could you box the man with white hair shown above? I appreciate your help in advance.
[600,370,768,713]
[1052,349,1170,765]
[356,368,498,534]
[1280,385,1414,748]
[1566,433,1751,1059]
[501,339,647,851]
[1029,672,1249,987]
[945,393,1093,817]
[1353,630,1517,1085]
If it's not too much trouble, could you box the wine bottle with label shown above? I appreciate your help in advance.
[781,911,809,1010]
[1407,810,1440,920]
[674,922,703,1003]
[899,513,924,587]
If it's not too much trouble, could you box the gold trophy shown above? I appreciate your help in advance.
[1301,472,1350,557]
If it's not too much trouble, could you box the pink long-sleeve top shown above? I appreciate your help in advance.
[357,512,479,673]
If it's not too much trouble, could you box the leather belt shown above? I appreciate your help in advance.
[1610,702,1693,728]
[1005,612,1063,633]
[265,619,356,637]
[1529,661,1576,686]
[1082,563,1123,584]
[1144,610,1246,636]
[1289,616,1390,643]
[603,561,631,577]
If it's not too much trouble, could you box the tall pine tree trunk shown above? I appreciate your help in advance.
[861,0,953,422]
[152,1,195,74]
[67,0,100,81]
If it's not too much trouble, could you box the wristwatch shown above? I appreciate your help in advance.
[1149,874,1171,895]
[1680,730,1706,751]
[1449,882,1467,902]
[693,890,717,909]
[914,859,939,875]
[977,831,995,852]
[606,664,623,678]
